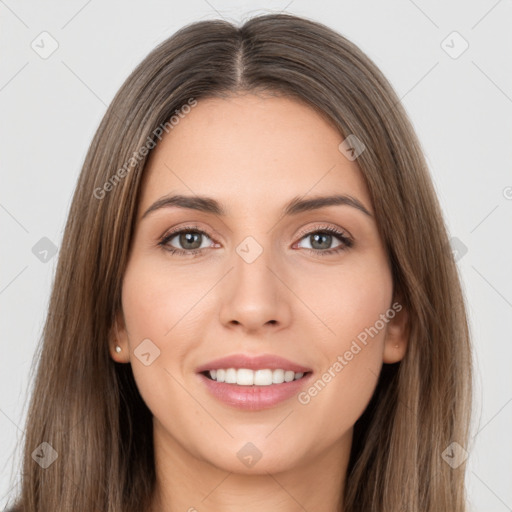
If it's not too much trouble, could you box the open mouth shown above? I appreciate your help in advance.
[200,369,312,386]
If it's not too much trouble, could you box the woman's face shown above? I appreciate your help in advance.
[112,93,407,475]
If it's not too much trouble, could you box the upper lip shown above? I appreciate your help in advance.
[196,354,312,373]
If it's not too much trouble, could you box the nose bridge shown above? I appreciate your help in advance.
[218,233,291,331]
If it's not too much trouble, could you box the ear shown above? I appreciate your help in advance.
[382,300,409,364]
[108,310,130,363]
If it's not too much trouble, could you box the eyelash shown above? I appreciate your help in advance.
[158,224,353,258]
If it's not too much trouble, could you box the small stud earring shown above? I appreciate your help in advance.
[115,345,121,353]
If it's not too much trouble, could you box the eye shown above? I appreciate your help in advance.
[158,225,215,257]
[294,225,353,256]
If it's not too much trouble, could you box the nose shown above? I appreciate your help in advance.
[218,243,292,334]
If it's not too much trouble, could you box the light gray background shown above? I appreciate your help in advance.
[1,1,511,510]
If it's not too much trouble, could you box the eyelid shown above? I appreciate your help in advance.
[161,223,218,243]
[294,223,353,243]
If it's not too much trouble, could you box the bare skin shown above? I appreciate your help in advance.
[109,93,408,512]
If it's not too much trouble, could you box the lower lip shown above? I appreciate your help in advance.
[198,373,313,411]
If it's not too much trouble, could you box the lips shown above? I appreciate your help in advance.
[195,353,312,374]
[195,353,313,410]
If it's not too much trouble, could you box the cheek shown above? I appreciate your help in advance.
[292,253,393,430]
[119,259,206,401]
[121,258,206,347]
[298,251,393,344]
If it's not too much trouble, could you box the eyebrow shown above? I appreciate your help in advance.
[141,193,372,220]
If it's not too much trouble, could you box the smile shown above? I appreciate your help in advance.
[203,368,308,386]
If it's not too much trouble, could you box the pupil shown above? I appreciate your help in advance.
[180,232,201,250]
[311,233,331,250]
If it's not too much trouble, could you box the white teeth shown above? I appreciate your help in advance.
[254,369,272,386]
[225,368,237,384]
[207,368,307,386]
[272,369,285,384]
[284,370,295,382]
[237,368,255,386]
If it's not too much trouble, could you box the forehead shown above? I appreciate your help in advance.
[139,94,371,217]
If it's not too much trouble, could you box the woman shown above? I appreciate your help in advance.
[6,12,472,512]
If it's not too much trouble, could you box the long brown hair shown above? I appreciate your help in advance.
[6,13,472,512]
